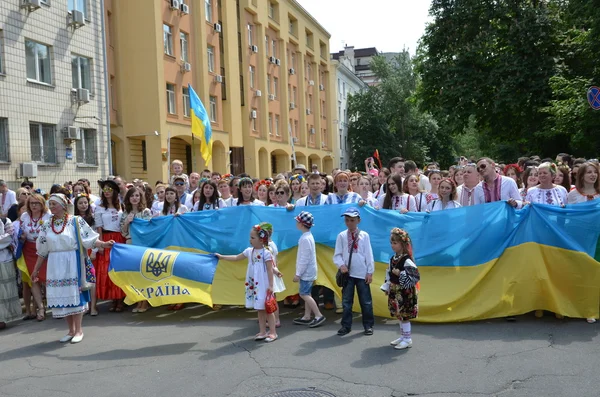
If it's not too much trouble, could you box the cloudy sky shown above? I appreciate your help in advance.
[296,0,432,54]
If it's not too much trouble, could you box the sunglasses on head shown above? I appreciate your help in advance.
[174,182,185,186]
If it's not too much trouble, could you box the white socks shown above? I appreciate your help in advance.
[401,322,411,341]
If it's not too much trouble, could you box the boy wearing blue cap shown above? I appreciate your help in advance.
[334,207,375,336]
[292,211,326,328]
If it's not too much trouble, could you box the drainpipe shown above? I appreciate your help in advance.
[100,0,113,175]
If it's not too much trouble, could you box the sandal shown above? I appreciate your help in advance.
[36,308,46,322]
[171,303,184,311]
[115,303,124,313]
[265,333,278,343]
[254,333,268,341]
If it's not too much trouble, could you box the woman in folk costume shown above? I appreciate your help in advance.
[519,166,539,202]
[31,194,114,343]
[94,179,126,312]
[0,217,20,329]
[567,162,600,324]
[378,174,416,213]
[525,162,568,207]
[427,179,461,212]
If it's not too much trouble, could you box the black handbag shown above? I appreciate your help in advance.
[336,233,358,288]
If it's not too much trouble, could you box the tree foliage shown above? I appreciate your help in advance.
[347,51,442,169]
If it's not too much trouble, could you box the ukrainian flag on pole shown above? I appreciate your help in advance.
[188,84,212,164]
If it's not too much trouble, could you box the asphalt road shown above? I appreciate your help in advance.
[0,303,598,397]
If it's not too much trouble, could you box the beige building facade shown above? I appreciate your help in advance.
[107,0,337,183]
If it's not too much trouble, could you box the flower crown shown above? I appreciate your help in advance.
[75,193,90,198]
[391,227,411,243]
[222,173,233,179]
[255,180,272,190]
[253,224,269,241]
[239,177,253,185]
[289,174,305,183]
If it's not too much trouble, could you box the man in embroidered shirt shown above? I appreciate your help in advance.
[456,163,480,207]
[474,157,522,208]
[334,207,375,336]
[0,180,17,218]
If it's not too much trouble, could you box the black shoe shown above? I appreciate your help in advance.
[293,317,312,325]
[309,316,326,328]
[337,327,351,336]
[364,328,373,336]
[505,316,516,322]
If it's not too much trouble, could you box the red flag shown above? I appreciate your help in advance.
[373,149,382,169]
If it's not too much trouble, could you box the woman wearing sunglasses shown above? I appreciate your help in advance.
[269,181,294,209]
[94,179,126,313]
[473,158,522,208]
[7,188,30,222]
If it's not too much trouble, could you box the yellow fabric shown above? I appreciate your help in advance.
[170,242,600,322]
[17,256,31,287]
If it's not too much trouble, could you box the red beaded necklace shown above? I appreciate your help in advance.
[51,214,69,234]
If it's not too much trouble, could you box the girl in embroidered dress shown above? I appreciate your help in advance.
[567,162,600,323]
[189,189,203,212]
[217,178,234,207]
[259,222,284,328]
[32,194,114,344]
[426,170,441,203]
[197,181,226,211]
[215,225,277,343]
[403,175,428,212]
[427,179,461,212]
[234,178,265,206]
[357,176,378,207]
[289,175,304,204]
[504,164,523,189]
[300,181,309,198]
[452,167,464,187]
[120,188,152,313]
[74,194,99,316]
[525,163,568,207]
[374,168,391,199]
[255,180,271,206]
[382,228,420,350]
[379,174,416,213]
[161,187,189,215]
[325,172,364,205]
[19,193,51,321]
[95,179,126,312]
[151,184,166,217]
[519,167,539,202]
[554,164,572,193]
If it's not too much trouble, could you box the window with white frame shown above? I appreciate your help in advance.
[275,115,280,136]
[291,52,296,69]
[166,83,176,114]
[71,55,91,90]
[180,32,189,62]
[268,2,275,19]
[267,75,271,95]
[182,87,190,117]
[209,96,217,122]
[68,0,88,18]
[205,0,213,23]
[76,129,98,165]
[343,82,346,97]
[0,31,4,75]
[294,120,299,138]
[25,40,52,84]
[252,108,257,131]
[247,24,254,47]
[207,45,215,72]
[249,65,255,89]
[29,122,56,163]
[273,77,278,98]
[307,63,312,79]
[265,35,269,55]
[271,39,277,58]
[0,118,9,162]
[268,113,273,135]
[163,24,173,56]
[292,86,297,102]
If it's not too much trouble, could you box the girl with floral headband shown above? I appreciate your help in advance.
[381,228,420,350]
[215,224,277,343]
[255,180,271,206]
[289,174,304,204]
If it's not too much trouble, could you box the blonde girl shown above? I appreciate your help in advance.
[216,225,277,342]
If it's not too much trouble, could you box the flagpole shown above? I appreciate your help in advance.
[289,123,297,168]
[192,134,197,171]
[167,129,171,182]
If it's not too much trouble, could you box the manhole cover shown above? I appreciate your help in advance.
[259,389,336,397]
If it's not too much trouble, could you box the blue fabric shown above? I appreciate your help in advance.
[131,201,600,268]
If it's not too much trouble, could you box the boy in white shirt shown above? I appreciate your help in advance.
[334,207,375,336]
[292,211,326,328]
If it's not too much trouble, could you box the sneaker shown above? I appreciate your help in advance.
[390,337,403,346]
[394,339,412,350]
[337,327,351,336]
[364,328,373,336]
[293,317,312,325]
[309,316,326,328]
[335,307,343,314]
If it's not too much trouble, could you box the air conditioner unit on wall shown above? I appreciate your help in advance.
[255,90,262,97]
[70,10,85,28]
[250,45,259,53]
[214,23,222,33]
[268,94,275,101]
[170,0,180,10]
[182,62,192,72]
[309,128,315,134]
[309,80,315,86]
[214,75,223,83]
[180,3,189,14]
[269,56,277,64]
[77,88,90,104]
[63,126,81,140]
[319,84,325,91]
[21,0,42,10]
[251,110,257,119]
[289,68,295,75]
[275,59,281,66]
[19,162,38,178]
[289,102,295,109]
[306,109,311,115]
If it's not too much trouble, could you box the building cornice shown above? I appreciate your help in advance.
[289,0,331,38]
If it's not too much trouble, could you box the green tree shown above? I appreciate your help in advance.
[416,0,559,161]
[347,51,441,169]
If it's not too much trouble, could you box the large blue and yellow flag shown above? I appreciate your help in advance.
[109,244,217,306]
[188,84,212,164]
[115,202,600,322]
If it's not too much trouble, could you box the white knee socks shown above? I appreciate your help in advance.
[401,321,411,341]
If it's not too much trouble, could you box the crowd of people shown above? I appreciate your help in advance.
[0,151,598,346]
